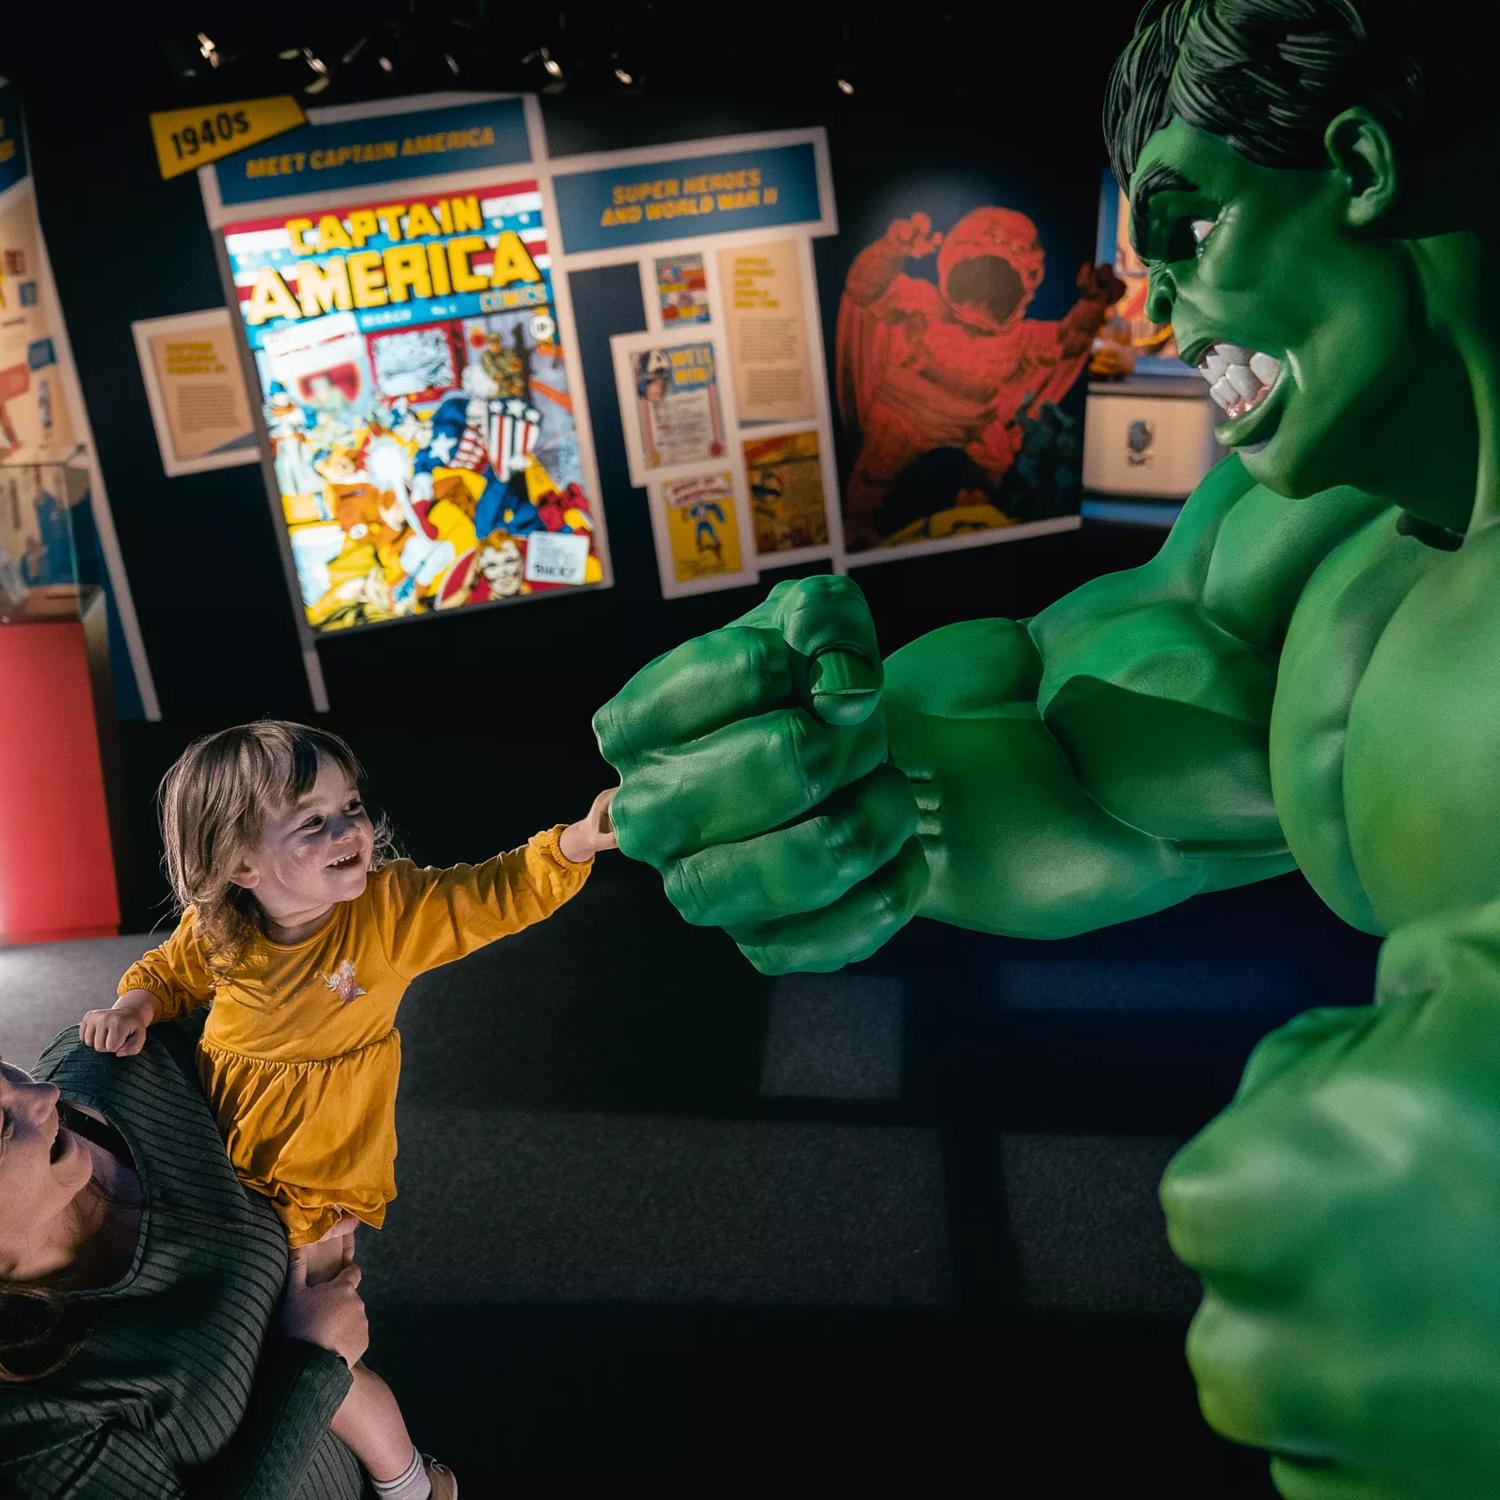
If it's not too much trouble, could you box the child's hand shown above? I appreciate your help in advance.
[559,788,619,863]
[79,992,158,1057]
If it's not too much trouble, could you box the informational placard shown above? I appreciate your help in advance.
[611,329,727,485]
[648,468,755,598]
[552,140,831,259]
[0,77,157,716]
[718,239,816,426]
[149,96,306,182]
[132,309,258,475]
[221,168,606,632]
[743,429,832,559]
[208,97,532,207]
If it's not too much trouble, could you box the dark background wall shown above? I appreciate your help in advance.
[1,19,1382,1492]
[7,12,1139,733]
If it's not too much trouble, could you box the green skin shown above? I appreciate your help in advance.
[596,106,1500,1497]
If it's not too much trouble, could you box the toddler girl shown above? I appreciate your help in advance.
[79,719,617,1500]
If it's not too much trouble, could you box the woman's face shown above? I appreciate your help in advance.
[0,1059,91,1263]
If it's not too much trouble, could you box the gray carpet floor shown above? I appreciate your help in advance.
[1,853,1331,1494]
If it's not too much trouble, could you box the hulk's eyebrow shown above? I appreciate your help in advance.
[1130,164,1200,257]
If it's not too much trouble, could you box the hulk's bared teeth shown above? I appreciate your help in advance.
[1250,352,1280,385]
[1197,341,1282,418]
[1227,364,1260,400]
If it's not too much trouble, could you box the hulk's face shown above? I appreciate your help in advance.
[1131,118,1428,500]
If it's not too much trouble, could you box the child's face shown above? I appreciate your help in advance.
[233,755,374,921]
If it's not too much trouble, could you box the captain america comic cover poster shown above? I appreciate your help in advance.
[223,178,602,633]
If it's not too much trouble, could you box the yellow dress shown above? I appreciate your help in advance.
[119,827,591,1247]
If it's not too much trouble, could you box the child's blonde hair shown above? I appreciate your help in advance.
[157,720,393,970]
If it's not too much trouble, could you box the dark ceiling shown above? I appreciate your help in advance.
[2,4,1138,115]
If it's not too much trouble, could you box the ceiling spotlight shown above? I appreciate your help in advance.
[378,54,394,72]
[444,53,460,75]
[520,46,567,92]
[197,32,220,68]
[836,76,855,94]
[299,49,331,94]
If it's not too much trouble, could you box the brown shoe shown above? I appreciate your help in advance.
[422,1455,457,1500]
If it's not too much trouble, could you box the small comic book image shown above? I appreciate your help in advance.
[741,430,829,555]
[224,179,601,633]
[654,253,711,326]
[659,470,743,583]
[631,341,724,473]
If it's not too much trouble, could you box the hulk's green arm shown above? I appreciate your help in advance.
[886,456,1390,939]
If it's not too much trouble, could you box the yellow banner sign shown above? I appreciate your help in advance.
[149,96,306,181]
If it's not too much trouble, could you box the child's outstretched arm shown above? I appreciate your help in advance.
[81,908,216,1056]
[374,788,618,979]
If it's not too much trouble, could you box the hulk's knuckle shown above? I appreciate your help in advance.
[663,859,714,926]
[812,809,859,879]
[741,941,795,976]
[786,711,824,805]
[742,628,781,693]
[592,701,628,764]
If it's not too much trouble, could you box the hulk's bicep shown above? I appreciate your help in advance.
[1028,467,1389,845]
[1036,607,1281,845]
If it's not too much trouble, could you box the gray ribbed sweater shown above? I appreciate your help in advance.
[0,1018,364,1498]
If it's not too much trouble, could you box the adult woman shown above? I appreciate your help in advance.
[0,1014,368,1498]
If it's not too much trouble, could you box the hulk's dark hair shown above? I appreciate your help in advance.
[1105,0,1493,187]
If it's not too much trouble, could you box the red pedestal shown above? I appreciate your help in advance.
[0,587,121,944]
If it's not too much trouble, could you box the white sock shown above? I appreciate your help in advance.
[371,1447,429,1500]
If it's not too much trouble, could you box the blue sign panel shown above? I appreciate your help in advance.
[213,99,532,206]
[552,141,824,255]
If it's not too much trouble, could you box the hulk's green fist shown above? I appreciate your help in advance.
[592,575,928,973]
[1163,932,1500,1500]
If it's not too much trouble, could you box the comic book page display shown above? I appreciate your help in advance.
[654,253,710,326]
[656,470,746,588]
[834,207,1120,554]
[612,336,727,483]
[742,430,828,557]
[224,180,602,633]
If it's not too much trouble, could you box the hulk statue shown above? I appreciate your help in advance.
[595,2,1500,1494]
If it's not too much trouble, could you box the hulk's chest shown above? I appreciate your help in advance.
[1271,522,1500,932]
